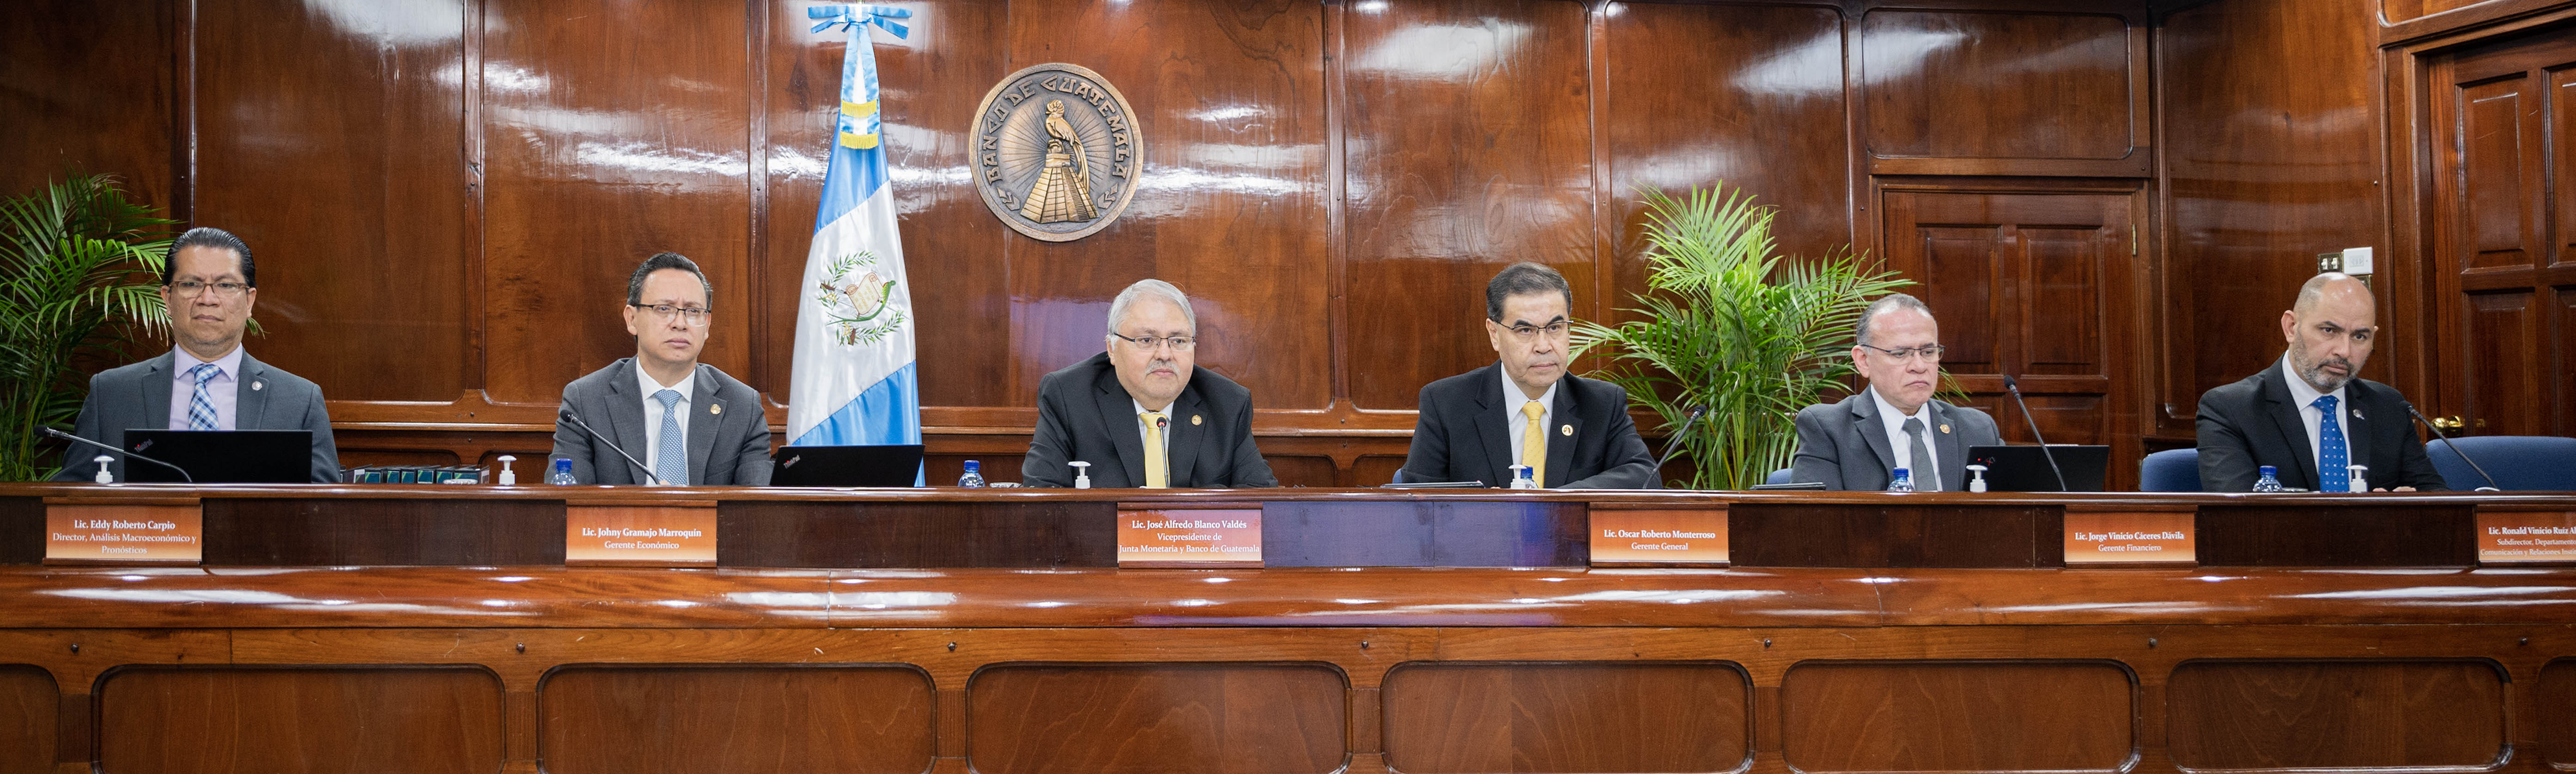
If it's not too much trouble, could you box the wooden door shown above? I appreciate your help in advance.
[2430,27,2576,437]
[1880,185,2147,488]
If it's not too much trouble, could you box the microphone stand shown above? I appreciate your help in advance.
[1650,406,1707,490]
[2002,375,2068,492]
[558,410,669,486]
[43,427,193,483]
[2404,401,2501,492]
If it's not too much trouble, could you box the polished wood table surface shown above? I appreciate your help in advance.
[2,485,2571,774]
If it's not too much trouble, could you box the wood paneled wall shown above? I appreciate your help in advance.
[9,0,2570,487]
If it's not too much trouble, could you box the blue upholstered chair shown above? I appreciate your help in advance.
[1766,467,1793,486]
[2425,436,2576,491]
[2138,448,2202,492]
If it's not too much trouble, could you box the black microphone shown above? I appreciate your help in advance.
[2001,375,2068,492]
[43,427,193,483]
[2403,401,2500,492]
[557,408,669,486]
[1650,405,1708,490]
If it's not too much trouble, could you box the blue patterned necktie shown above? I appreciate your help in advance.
[2315,395,2349,492]
[186,363,221,431]
[653,389,686,486]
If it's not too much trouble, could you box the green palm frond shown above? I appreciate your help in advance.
[0,173,175,481]
[1572,183,1911,489]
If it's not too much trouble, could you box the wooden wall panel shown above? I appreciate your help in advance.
[1381,662,1750,774]
[1863,10,2133,160]
[2546,658,2576,767]
[967,663,1345,774]
[1343,0,1594,411]
[0,0,176,213]
[0,665,49,774]
[478,0,753,406]
[2165,659,2505,768]
[1000,0,1331,410]
[539,664,935,774]
[98,666,504,774]
[1779,661,2132,772]
[2155,0,2381,438]
[190,0,470,402]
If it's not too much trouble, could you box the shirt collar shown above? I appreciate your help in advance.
[1868,384,1926,433]
[637,361,698,402]
[2278,353,2344,408]
[1498,364,1559,412]
[174,344,245,381]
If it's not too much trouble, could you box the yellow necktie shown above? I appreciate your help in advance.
[1520,401,1546,488]
[1141,411,1169,488]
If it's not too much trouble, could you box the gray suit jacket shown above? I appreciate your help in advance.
[551,358,773,486]
[1021,352,1277,488]
[53,350,341,482]
[1791,392,2002,491]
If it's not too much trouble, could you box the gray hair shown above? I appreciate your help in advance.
[1855,292,1934,347]
[1106,279,1197,335]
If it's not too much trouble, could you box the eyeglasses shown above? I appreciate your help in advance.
[630,303,712,326]
[1112,332,1196,352]
[167,280,250,299]
[1859,343,1945,363]
[1501,321,1572,341]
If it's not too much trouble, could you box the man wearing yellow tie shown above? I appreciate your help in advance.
[1399,263,1656,488]
[1022,279,1278,488]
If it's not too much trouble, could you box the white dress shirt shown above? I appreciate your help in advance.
[1132,398,1175,458]
[637,365,698,479]
[1500,366,1560,473]
[2277,353,2350,479]
[166,345,244,431]
[1870,387,1940,491]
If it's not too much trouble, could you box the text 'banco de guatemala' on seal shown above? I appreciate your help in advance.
[972,63,1141,242]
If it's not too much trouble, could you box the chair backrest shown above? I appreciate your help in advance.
[2138,448,2202,492]
[1766,467,1793,486]
[2425,435,2576,491]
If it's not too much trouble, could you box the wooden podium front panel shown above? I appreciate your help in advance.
[98,666,504,774]
[539,665,933,774]
[967,663,1344,774]
[1382,662,1749,774]
[1780,662,2132,772]
[2166,660,2506,768]
[0,664,49,774]
[2545,659,2576,768]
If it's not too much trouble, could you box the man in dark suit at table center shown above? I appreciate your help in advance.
[2194,271,2445,492]
[53,227,342,482]
[550,252,772,486]
[1398,262,1655,489]
[1021,279,1277,488]
[1790,293,2001,491]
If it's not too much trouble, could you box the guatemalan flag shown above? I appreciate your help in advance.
[790,5,921,479]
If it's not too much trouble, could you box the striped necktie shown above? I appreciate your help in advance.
[186,363,222,431]
[653,389,687,486]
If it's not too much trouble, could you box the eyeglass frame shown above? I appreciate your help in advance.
[166,280,252,299]
[1110,331,1198,352]
[1856,343,1946,363]
[628,303,714,326]
[1497,320,1573,341]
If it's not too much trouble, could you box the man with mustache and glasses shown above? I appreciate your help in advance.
[1399,262,1655,488]
[2196,272,2446,491]
[1790,293,2001,491]
[1022,279,1276,488]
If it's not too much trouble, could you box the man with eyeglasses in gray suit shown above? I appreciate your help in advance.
[549,252,772,486]
[1790,293,2001,490]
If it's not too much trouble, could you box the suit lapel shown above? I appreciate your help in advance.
[606,360,651,482]
[1544,380,1578,488]
[1095,368,1147,487]
[685,365,721,486]
[1930,401,1966,491]
[1473,367,1515,485]
[1850,395,1897,476]
[234,351,272,430]
[1165,388,1206,487]
[141,352,175,429]
[2259,369,2318,488]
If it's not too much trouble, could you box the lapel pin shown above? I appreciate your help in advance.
[1939,423,1950,433]
[710,404,722,415]
[2350,408,2363,420]
[251,381,264,391]
[1561,424,1573,436]
[1191,414,1202,426]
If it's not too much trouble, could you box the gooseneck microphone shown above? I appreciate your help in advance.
[1650,405,1708,490]
[2001,376,2068,492]
[2403,401,2500,492]
[557,408,669,486]
[43,427,194,483]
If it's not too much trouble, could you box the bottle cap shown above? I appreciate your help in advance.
[964,460,980,471]
[2259,465,2277,475]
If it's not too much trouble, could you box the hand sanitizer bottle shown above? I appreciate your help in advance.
[494,455,517,486]
[1069,461,1092,489]
[2252,465,2285,492]
[958,460,987,488]
[1509,464,1538,490]
[1964,464,1988,493]
[1888,467,1914,493]
[92,455,115,484]
[2345,464,2368,493]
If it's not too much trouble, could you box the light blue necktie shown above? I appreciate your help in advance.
[186,363,221,431]
[653,389,687,486]
[2315,395,2349,492]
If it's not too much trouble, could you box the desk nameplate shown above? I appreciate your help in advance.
[1117,503,1261,567]
[2063,505,2196,567]
[566,500,717,567]
[2475,507,2576,565]
[44,496,203,565]
[1588,505,1728,566]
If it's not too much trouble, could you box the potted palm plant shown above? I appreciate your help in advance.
[0,174,174,480]
[1572,183,1911,489]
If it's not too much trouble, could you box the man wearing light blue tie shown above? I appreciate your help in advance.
[550,253,773,486]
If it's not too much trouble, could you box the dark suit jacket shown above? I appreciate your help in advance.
[551,358,773,486]
[1790,392,2002,491]
[1398,364,1656,489]
[2195,363,2447,492]
[53,349,342,482]
[1021,352,1277,488]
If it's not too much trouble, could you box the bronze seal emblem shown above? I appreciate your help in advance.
[972,63,1141,242]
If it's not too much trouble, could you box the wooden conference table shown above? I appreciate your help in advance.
[1,483,2572,774]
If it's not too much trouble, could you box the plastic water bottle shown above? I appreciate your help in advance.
[958,460,987,488]
[1888,467,1915,493]
[1509,464,1538,490]
[2252,465,2284,492]
[549,458,577,485]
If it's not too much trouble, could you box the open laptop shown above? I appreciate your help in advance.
[769,444,926,487]
[121,429,312,483]
[1965,445,2110,492]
